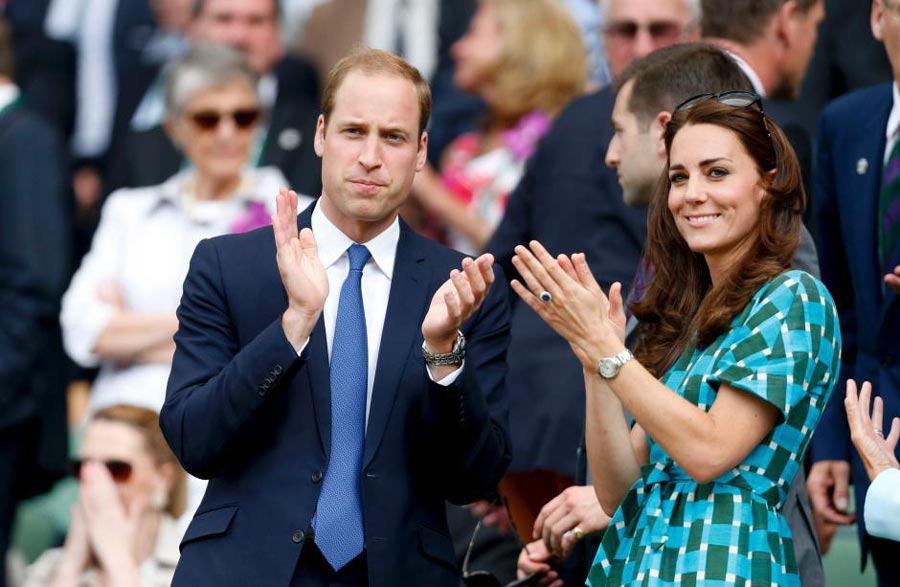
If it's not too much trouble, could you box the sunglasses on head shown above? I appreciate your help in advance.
[70,458,134,483]
[461,498,542,587]
[188,108,261,131]
[604,20,683,41]
[673,90,775,147]
[674,90,764,114]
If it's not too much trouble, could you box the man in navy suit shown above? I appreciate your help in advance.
[160,48,512,586]
[810,1,900,584]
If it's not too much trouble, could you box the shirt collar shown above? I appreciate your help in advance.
[887,81,900,143]
[0,84,21,113]
[723,51,766,97]
[311,200,399,280]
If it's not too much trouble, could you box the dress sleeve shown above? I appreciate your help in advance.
[709,271,842,420]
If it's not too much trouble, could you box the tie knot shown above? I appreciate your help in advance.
[347,244,371,272]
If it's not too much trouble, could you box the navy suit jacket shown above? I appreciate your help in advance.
[486,87,648,475]
[0,101,70,494]
[812,82,900,534]
[161,204,512,586]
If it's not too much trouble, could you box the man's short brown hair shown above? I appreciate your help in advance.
[701,0,820,45]
[615,42,753,125]
[321,48,432,137]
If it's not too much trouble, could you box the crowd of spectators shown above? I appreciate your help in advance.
[1,0,898,586]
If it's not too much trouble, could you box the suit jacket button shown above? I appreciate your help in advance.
[311,470,323,483]
[292,530,305,543]
[273,364,283,375]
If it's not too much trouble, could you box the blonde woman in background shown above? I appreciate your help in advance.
[25,405,187,587]
[410,0,586,254]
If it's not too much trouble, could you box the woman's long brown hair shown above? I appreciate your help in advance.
[631,99,806,377]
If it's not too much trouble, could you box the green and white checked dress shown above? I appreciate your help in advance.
[588,270,842,587]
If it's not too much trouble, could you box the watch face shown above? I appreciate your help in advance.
[598,358,618,379]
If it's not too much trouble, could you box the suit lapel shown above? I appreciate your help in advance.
[363,223,430,468]
[295,204,332,453]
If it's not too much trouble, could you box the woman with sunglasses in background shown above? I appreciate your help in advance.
[60,41,311,522]
[509,93,841,586]
[24,405,187,587]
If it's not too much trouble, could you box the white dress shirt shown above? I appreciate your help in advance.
[60,166,301,414]
[865,467,900,542]
[308,204,461,430]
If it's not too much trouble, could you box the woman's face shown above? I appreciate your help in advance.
[78,421,170,512]
[166,77,260,185]
[451,4,504,94]
[667,123,765,271]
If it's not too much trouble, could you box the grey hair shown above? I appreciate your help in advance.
[163,41,260,114]
[599,0,702,24]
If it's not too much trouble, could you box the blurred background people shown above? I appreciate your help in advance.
[408,0,586,255]
[846,380,900,543]
[809,1,900,583]
[0,14,71,587]
[23,405,187,587]
[106,0,321,201]
[59,42,304,521]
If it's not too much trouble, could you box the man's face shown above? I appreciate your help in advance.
[315,72,427,243]
[874,0,900,82]
[606,80,664,207]
[190,0,284,74]
[602,0,699,78]
[773,0,825,99]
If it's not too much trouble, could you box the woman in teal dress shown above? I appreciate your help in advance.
[508,92,841,586]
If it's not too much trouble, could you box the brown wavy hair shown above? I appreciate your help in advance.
[631,99,805,377]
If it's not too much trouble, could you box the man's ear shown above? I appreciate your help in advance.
[653,111,671,158]
[416,131,429,171]
[873,0,886,42]
[774,0,799,53]
[314,114,326,157]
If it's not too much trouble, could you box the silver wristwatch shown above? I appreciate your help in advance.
[596,348,634,379]
[422,331,466,366]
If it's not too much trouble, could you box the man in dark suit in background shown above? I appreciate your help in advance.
[810,2,900,585]
[161,49,512,586]
[107,0,322,198]
[0,16,70,587]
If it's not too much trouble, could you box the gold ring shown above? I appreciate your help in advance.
[572,526,584,541]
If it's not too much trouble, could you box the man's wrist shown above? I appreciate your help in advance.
[281,306,318,351]
[423,333,458,354]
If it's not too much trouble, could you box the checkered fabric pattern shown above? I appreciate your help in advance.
[588,271,842,587]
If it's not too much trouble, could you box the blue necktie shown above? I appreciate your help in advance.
[313,244,371,570]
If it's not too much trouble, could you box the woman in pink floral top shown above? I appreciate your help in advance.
[411,0,587,254]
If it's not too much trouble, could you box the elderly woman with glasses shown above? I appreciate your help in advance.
[510,92,841,586]
[24,405,187,587]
